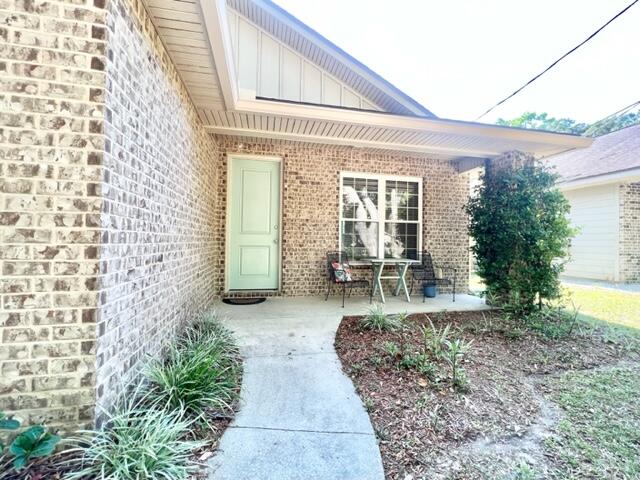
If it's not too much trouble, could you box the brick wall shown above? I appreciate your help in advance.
[213,138,470,296]
[619,182,640,283]
[0,0,219,430]
[95,0,219,410]
[0,0,106,430]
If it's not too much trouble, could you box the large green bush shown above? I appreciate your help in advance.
[466,159,575,314]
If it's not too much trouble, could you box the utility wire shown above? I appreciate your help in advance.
[583,99,640,134]
[476,0,639,121]
[588,99,640,127]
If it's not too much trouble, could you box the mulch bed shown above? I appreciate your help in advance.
[335,311,639,479]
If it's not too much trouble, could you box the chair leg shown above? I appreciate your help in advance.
[342,284,346,308]
[453,277,456,302]
[325,281,331,301]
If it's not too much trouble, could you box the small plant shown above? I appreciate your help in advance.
[0,413,60,475]
[369,355,384,368]
[0,412,20,433]
[381,341,400,358]
[65,397,202,480]
[359,304,399,332]
[350,362,364,375]
[144,313,241,423]
[442,338,473,392]
[420,317,452,359]
[363,398,375,412]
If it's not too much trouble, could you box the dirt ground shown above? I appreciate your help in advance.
[335,311,640,479]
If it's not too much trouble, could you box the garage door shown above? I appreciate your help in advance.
[563,184,619,281]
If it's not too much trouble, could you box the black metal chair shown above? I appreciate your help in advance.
[325,251,371,308]
[408,251,456,302]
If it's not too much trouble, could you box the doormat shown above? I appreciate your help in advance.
[222,297,266,306]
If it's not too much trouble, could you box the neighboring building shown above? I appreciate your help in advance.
[547,125,640,283]
[0,0,590,430]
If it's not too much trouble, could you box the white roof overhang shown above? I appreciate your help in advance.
[146,0,593,161]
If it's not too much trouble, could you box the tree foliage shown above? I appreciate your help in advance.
[496,110,640,137]
[496,112,588,134]
[466,161,575,314]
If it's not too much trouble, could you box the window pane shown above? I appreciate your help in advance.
[342,220,378,260]
[342,177,379,220]
[384,222,418,259]
[385,181,417,221]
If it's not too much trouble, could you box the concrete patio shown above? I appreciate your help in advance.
[208,294,486,480]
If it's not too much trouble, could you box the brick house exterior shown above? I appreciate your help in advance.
[0,0,590,431]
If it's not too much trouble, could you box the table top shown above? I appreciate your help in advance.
[366,258,420,264]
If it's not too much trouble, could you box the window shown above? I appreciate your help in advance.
[340,173,422,260]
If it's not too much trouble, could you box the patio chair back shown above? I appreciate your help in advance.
[417,251,436,279]
[326,251,350,282]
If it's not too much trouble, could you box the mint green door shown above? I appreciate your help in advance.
[228,157,281,290]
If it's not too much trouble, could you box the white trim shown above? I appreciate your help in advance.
[558,167,640,192]
[199,0,239,110]
[233,98,593,148]
[339,171,423,260]
[225,153,283,293]
[206,125,497,158]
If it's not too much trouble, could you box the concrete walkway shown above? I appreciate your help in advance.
[208,295,487,480]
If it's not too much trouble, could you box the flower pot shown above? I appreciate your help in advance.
[423,283,437,298]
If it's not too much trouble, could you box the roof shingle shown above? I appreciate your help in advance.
[546,124,640,182]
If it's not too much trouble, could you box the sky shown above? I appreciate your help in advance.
[272,0,640,124]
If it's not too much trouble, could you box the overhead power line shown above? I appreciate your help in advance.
[476,0,639,121]
[583,99,640,134]
[587,99,640,127]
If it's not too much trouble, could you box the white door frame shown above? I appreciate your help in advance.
[225,153,283,292]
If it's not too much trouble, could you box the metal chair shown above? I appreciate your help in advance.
[408,251,456,302]
[325,251,371,308]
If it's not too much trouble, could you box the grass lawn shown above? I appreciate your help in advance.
[336,308,640,479]
[563,284,640,330]
[542,366,640,479]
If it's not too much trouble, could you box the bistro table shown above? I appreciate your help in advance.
[368,258,420,303]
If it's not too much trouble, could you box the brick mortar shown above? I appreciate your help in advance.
[213,138,471,297]
[0,0,107,431]
[619,181,640,282]
[94,0,219,411]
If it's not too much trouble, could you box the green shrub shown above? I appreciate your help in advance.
[466,159,575,315]
[0,412,60,475]
[145,314,241,423]
[65,397,201,480]
[359,304,399,332]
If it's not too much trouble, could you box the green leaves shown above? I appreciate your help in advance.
[9,425,61,470]
[0,412,21,431]
[466,158,575,315]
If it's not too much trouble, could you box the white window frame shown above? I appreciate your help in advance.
[339,171,423,261]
